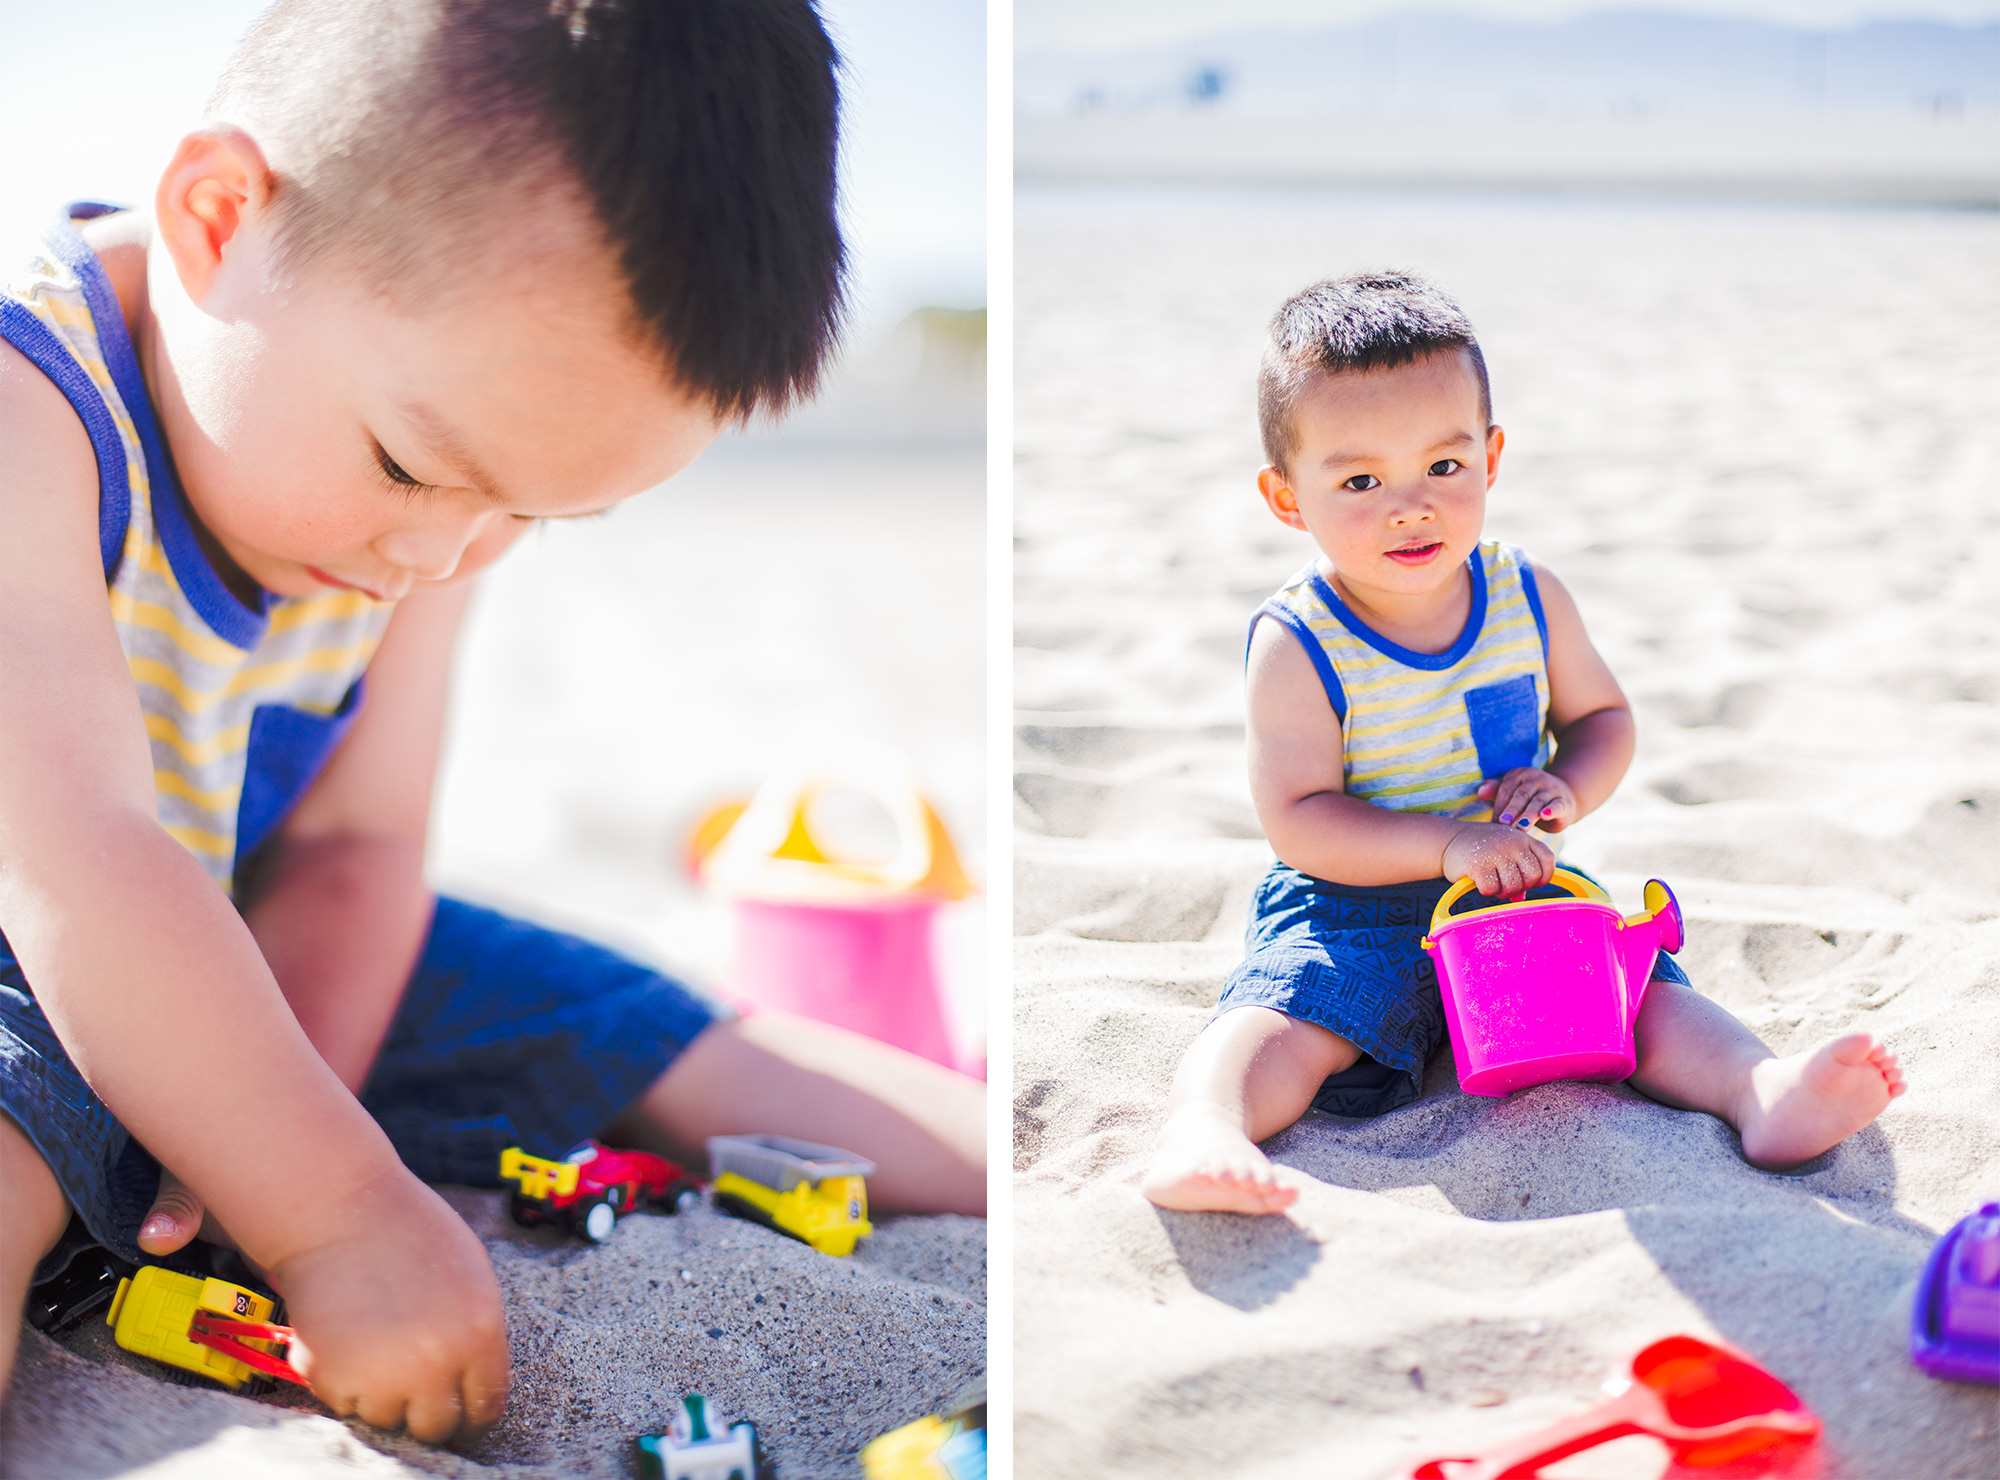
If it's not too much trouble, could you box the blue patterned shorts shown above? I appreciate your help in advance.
[0,897,726,1281]
[1215,864,1690,1120]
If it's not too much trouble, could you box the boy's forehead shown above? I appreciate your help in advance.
[1292,350,1485,448]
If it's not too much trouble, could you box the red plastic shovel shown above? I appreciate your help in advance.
[1401,1336,1821,1480]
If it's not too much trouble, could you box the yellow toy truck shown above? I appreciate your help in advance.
[706,1134,874,1257]
[861,1384,987,1480]
[104,1265,303,1392]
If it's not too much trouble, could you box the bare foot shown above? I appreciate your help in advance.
[1141,1105,1300,1214]
[1737,1033,1905,1171]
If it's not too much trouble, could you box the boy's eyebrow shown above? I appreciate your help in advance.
[1318,429,1479,468]
[395,398,511,505]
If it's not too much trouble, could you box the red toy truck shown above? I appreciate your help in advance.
[500,1141,704,1243]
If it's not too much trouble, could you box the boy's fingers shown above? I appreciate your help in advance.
[460,1333,511,1435]
[404,1386,465,1446]
[1495,775,1538,825]
[1514,789,1553,828]
[354,1387,410,1435]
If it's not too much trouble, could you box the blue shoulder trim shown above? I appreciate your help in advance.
[43,215,270,651]
[1512,546,1551,664]
[1305,554,1488,672]
[1250,602,1347,723]
[0,297,130,578]
[148,469,270,650]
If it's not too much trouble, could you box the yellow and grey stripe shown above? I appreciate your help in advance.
[1264,541,1552,822]
[6,234,391,890]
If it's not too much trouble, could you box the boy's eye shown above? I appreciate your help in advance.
[372,443,429,491]
[1428,459,1464,476]
[1341,473,1381,492]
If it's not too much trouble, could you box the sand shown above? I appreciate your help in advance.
[0,445,986,1478]
[1013,184,2000,1479]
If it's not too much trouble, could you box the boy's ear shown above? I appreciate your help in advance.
[1256,465,1309,531]
[1484,424,1506,489]
[154,127,278,307]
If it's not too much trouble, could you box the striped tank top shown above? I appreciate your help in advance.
[0,210,392,894]
[1254,540,1553,822]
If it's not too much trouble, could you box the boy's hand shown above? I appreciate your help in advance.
[1442,822,1557,898]
[269,1168,509,1444]
[1476,767,1578,832]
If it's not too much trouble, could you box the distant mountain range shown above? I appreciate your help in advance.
[1016,11,2000,118]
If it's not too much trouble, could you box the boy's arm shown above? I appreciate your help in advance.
[0,345,505,1439]
[1478,565,1635,833]
[1246,618,1554,895]
[0,338,398,1255]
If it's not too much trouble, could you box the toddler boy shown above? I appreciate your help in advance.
[0,0,982,1440]
[1142,272,1902,1215]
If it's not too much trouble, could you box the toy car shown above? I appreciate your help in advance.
[104,1265,305,1392]
[635,1392,760,1480]
[861,1382,986,1480]
[707,1134,874,1257]
[500,1140,704,1244]
[1911,1201,2000,1384]
[27,1243,134,1334]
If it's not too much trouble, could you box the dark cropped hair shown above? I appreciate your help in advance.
[213,0,846,417]
[1257,271,1491,473]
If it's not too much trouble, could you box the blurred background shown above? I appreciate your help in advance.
[1018,0,1996,204]
[0,0,988,1061]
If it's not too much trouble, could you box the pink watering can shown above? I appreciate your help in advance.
[690,762,979,1077]
[1421,866,1684,1097]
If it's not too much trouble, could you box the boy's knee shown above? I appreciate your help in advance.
[0,1114,69,1265]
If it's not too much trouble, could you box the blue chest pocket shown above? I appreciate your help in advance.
[1463,673,1541,777]
[234,680,366,868]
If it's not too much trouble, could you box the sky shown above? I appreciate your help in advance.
[0,0,984,332]
[1018,0,2000,51]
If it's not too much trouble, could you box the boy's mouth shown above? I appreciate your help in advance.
[1384,542,1444,566]
[306,566,389,601]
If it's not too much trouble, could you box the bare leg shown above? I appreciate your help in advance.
[0,1116,71,1408]
[1629,979,1905,1171]
[1141,1005,1359,1215]
[605,1011,984,1216]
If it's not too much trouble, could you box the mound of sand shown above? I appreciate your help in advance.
[1013,185,2000,1479]
[5,1193,983,1479]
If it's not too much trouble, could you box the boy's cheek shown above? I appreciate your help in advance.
[446,517,532,583]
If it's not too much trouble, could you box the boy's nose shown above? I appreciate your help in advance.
[1387,492,1436,525]
[375,511,498,582]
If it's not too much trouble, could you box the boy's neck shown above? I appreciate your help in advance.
[80,215,265,610]
[1320,555,1475,657]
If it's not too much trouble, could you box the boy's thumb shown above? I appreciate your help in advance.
[137,1171,205,1255]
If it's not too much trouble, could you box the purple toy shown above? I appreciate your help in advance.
[1911,1201,2000,1384]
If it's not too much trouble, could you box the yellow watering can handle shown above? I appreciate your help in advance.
[1425,865,1610,939]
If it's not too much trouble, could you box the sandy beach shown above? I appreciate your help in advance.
[1013,184,2000,1478]
[0,445,987,1479]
